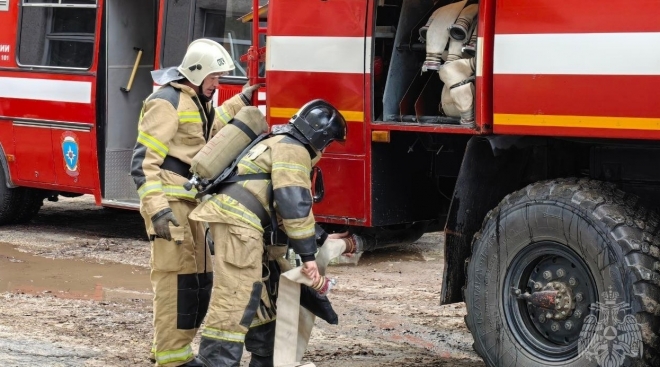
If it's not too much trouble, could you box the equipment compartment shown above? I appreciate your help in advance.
[373,0,478,126]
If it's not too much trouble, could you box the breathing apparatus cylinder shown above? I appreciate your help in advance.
[190,106,268,180]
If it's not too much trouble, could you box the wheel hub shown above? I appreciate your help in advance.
[504,242,597,360]
[514,280,575,320]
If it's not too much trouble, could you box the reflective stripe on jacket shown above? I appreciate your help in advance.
[190,135,319,257]
[131,82,245,217]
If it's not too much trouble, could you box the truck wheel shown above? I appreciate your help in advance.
[0,170,23,225]
[12,189,44,224]
[464,178,659,366]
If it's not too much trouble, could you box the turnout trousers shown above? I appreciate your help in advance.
[142,199,213,367]
[198,222,276,367]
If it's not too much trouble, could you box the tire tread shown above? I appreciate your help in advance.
[465,178,660,366]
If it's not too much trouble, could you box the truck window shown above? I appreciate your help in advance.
[18,0,97,69]
[161,0,265,79]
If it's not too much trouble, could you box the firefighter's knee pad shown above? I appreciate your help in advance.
[196,272,213,328]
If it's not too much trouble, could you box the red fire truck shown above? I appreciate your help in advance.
[1,0,658,365]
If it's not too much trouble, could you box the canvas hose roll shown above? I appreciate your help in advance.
[273,238,361,367]
[421,0,468,71]
[446,4,478,62]
[449,4,478,42]
[462,18,478,57]
[190,106,268,180]
[439,57,476,125]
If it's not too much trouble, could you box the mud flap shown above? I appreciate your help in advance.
[442,136,540,304]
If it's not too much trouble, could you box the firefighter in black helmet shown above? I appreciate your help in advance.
[189,99,349,367]
[282,99,348,153]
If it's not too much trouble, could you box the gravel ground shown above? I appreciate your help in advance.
[0,196,484,367]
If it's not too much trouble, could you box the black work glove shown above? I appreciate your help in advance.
[300,285,338,325]
[151,209,180,241]
[314,224,328,247]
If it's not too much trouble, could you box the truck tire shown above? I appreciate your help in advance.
[0,170,23,225]
[12,188,44,224]
[464,178,660,367]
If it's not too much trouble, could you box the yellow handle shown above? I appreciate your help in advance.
[121,48,143,92]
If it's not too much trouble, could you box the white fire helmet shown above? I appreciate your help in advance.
[177,39,235,86]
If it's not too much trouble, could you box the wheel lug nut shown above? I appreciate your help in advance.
[534,282,542,291]
[575,293,583,302]
[546,312,553,320]
[543,271,552,280]
[556,268,566,278]
[551,322,560,332]
[574,310,582,318]
[565,321,573,330]
[539,314,546,323]
[569,277,577,286]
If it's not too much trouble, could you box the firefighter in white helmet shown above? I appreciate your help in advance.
[188,100,353,367]
[130,38,259,367]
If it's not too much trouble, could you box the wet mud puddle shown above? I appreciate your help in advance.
[0,243,151,301]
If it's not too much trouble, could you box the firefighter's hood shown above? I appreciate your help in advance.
[151,66,184,85]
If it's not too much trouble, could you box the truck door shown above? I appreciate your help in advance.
[99,0,156,207]
[267,0,369,225]
[1,0,103,194]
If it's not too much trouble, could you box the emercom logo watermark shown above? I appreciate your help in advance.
[578,286,643,367]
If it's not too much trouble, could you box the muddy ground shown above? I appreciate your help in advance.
[0,196,484,367]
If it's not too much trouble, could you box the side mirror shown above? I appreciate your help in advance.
[311,166,325,203]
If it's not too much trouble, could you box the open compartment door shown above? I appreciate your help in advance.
[101,0,157,208]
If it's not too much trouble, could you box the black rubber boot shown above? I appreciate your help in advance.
[246,321,275,367]
[180,356,204,367]
[198,337,244,367]
[249,354,273,367]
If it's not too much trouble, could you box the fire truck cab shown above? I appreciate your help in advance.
[2,0,660,366]
[0,0,261,221]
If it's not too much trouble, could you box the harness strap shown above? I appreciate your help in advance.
[219,173,279,244]
[161,155,191,178]
[268,181,278,245]
[450,75,476,89]
[198,133,271,197]
[232,118,258,141]
[222,173,271,183]
[217,183,271,229]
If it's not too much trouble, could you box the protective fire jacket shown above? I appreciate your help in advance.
[131,81,245,218]
[189,134,320,260]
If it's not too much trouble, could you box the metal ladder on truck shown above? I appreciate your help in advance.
[240,0,268,110]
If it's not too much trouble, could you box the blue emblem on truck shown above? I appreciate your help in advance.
[61,132,80,177]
